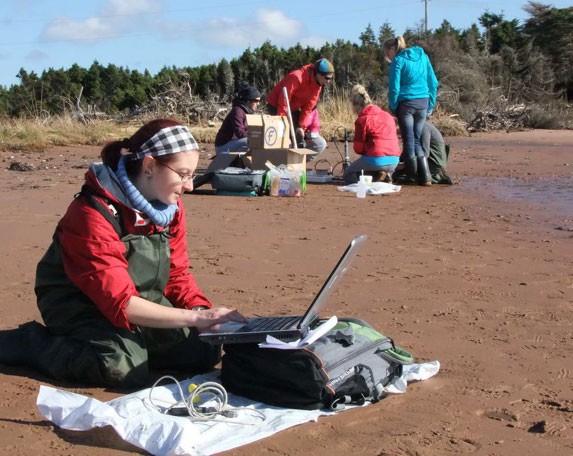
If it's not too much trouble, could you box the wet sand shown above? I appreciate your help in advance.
[0,129,572,455]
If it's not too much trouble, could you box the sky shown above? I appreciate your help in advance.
[0,0,570,88]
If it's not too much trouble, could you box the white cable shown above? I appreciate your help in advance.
[147,375,266,424]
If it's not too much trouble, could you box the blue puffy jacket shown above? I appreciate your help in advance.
[388,46,438,115]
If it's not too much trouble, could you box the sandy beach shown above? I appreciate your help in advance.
[0,128,572,455]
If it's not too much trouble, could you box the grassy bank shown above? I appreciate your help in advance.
[0,100,469,152]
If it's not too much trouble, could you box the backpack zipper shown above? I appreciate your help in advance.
[323,337,394,372]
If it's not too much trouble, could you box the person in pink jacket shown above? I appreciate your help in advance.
[343,84,401,184]
[266,58,334,153]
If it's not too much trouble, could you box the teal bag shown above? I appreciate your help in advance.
[211,168,266,195]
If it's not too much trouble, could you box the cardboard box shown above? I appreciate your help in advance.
[247,114,291,149]
[249,147,314,172]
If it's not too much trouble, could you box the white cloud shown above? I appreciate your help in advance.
[194,9,303,48]
[253,9,302,41]
[103,0,158,17]
[37,4,305,52]
[40,0,160,43]
[43,17,114,42]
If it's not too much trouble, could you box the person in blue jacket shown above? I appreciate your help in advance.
[383,36,438,185]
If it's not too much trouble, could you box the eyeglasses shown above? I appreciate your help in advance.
[321,74,333,81]
[159,162,194,183]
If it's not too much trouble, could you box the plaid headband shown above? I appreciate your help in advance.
[130,125,199,160]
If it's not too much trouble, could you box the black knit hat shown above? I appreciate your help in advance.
[238,83,261,101]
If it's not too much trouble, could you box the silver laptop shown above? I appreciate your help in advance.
[199,234,367,345]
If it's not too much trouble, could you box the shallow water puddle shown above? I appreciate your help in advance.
[455,176,573,217]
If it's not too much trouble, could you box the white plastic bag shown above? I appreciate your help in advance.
[266,162,304,197]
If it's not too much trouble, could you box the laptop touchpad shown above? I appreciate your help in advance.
[209,321,247,333]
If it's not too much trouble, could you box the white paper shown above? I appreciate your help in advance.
[259,316,338,350]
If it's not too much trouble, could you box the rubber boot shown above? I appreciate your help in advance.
[417,156,432,186]
[0,321,48,366]
[395,158,417,184]
[0,321,107,385]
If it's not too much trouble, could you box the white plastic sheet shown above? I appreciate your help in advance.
[338,181,402,195]
[37,361,440,456]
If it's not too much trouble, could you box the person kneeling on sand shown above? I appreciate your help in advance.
[0,118,246,389]
[394,121,453,185]
[343,84,401,184]
[214,82,262,154]
[421,121,453,184]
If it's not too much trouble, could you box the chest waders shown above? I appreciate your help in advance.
[428,143,453,185]
[32,191,220,388]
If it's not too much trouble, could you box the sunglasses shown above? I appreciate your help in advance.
[321,74,334,81]
[251,98,261,102]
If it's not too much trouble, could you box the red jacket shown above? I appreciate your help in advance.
[266,64,322,129]
[353,105,401,157]
[55,166,211,329]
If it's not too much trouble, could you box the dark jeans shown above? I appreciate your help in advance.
[397,100,428,160]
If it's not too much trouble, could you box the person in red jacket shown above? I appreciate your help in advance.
[266,58,334,153]
[0,119,246,388]
[343,84,401,184]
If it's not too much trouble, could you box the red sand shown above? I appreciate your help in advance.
[0,129,572,455]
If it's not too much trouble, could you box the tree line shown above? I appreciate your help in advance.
[0,2,571,125]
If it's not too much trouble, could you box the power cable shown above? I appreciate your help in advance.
[146,375,266,425]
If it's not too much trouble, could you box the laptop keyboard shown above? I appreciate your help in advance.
[246,316,301,331]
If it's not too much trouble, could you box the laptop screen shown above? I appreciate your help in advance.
[299,234,367,329]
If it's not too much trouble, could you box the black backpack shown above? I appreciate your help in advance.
[221,318,413,410]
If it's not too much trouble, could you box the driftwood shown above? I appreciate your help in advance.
[467,102,530,133]
[68,77,231,125]
[125,97,228,124]
[69,86,109,124]
[120,76,230,124]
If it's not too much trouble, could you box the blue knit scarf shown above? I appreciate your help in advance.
[115,156,178,227]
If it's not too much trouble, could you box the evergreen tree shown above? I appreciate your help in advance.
[359,24,376,48]
[522,3,573,98]
[378,22,395,47]
[216,59,234,100]
[1,6,572,119]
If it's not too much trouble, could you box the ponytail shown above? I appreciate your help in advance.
[382,35,407,62]
[396,36,407,52]
[101,138,130,171]
[100,118,182,176]
[350,84,372,111]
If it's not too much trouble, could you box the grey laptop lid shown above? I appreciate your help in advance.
[296,234,367,329]
[199,234,367,344]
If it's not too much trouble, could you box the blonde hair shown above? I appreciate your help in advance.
[382,36,407,62]
[351,84,372,111]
